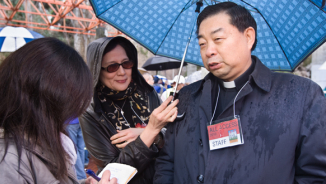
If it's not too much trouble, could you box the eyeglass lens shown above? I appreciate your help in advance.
[107,61,133,73]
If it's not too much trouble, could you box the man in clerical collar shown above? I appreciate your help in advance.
[154,2,326,184]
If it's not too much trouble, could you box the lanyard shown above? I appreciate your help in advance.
[118,96,147,128]
[209,81,249,125]
[233,81,249,118]
[209,85,220,125]
[130,97,147,127]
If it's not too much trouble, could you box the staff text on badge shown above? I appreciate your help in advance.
[207,118,244,150]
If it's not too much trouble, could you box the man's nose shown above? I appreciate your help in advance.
[205,43,217,58]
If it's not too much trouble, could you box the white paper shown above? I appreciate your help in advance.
[98,163,137,184]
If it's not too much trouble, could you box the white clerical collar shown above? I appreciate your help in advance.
[223,81,236,88]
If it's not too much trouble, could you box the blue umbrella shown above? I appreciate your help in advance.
[0,26,44,52]
[89,0,325,72]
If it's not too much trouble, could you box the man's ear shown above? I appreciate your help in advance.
[244,27,255,50]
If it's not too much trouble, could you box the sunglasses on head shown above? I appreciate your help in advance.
[101,61,134,73]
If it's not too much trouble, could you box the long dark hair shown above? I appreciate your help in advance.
[0,37,93,180]
[101,37,152,92]
[102,37,139,83]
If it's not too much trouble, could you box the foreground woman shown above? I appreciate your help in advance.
[80,36,178,184]
[0,38,116,184]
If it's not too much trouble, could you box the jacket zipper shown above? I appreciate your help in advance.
[147,94,150,111]
[101,114,121,153]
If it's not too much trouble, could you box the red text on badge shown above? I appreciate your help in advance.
[207,118,243,150]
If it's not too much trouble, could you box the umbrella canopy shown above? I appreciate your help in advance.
[0,26,44,52]
[89,0,326,71]
[143,55,188,70]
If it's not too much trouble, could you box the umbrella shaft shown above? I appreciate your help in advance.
[172,6,201,101]
[173,35,191,93]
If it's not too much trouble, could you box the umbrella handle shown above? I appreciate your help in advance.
[176,112,186,121]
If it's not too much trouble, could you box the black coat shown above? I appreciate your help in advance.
[80,90,161,184]
[154,56,326,184]
[81,36,162,184]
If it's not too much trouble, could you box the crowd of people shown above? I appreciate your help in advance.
[0,2,326,184]
[142,73,187,102]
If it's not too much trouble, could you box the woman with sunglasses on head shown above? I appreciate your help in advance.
[0,37,116,184]
[80,37,178,184]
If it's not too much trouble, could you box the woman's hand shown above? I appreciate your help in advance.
[110,128,144,148]
[98,170,117,184]
[140,96,179,147]
[147,96,179,132]
[84,177,98,184]
[84,170,117,184]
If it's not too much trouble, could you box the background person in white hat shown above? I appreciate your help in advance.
[161,75,186,102]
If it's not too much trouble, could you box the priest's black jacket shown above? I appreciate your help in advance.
[154,56,326,184]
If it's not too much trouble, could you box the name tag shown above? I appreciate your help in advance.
[207,116,244,150]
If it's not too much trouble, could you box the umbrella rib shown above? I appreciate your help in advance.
[96,15,159,56]
[94,0,122,17]
[291,37,326,72]
[154,0,193,54]
[241,0,292,70]
[92,0,181,56]
[308,0,326,13]
[90,0,160,54]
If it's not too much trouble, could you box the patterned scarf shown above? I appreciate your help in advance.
[97,81,151,130]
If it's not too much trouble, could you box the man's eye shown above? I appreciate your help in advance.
[199,43,206,47]
[215,38,221,41]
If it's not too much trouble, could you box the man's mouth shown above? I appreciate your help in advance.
[208,62,222,70]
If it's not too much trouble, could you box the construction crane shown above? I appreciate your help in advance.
[0,0,122,36]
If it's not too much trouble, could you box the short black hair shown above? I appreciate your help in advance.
[197,2,257,51]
